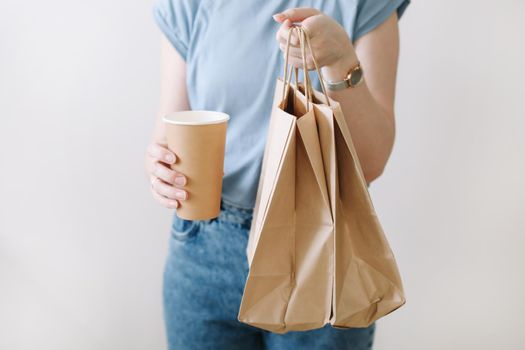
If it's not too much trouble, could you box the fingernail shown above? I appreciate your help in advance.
[174,176,186,186]
[165,154,175,163]
[273,13,285,21]
[170,200,179,208]
[175,191,187,200]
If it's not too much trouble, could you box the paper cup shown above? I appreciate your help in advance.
[163,110,230,220]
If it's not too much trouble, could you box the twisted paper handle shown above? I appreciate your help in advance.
[281,26,331,108]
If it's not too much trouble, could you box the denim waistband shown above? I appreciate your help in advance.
[202,198,254,230]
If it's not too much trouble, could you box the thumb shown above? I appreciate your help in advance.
[273,7,321,23]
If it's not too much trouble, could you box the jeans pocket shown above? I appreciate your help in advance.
[170,214,200,242]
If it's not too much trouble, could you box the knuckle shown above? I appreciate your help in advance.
[152,162,160,176]
[175,189,187,200]
[155,180,167,192]
[166,187,176,199]
[160,182,173,195]
[151,188,161,200]
[152,150,162,161]
[157,164,174,183]
[173,190,186,199]
[162,199,172,208]
[151,179,159,191]
[166,169,177,184]
[302,23,312,34]
[151,143,160,157]
[155,162,166,176]
[167,171,177,184]
[159,150,169,161]
[147,144,156,157]
[280,29,288,41]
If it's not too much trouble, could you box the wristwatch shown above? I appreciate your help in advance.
[325,61,364,91]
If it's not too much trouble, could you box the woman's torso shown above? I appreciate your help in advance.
[187,1,361,208]
[153,0,410,208]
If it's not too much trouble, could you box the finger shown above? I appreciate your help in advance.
[153,162,186,186]
[151,187,179,209]
[279,42,304,57]
[275,8,321,23]
[287,57,303,69]
[152,177,188,201]
[272,13,287,23]
[275,19,290,42]
[147,143,176,164]
[287,56,314,70]
[279,43,314,66]
[277,33,300,48]
[276,19,300,47]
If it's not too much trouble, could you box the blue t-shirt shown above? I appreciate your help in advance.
[153,0,410,209]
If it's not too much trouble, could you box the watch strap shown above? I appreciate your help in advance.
[325,61,363,91]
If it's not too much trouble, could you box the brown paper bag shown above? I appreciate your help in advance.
[238,27,405,333]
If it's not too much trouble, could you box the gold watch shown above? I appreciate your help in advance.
[325,61,364,91]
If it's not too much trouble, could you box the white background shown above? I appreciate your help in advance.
[1,1,524,349]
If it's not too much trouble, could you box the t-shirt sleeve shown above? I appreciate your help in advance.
[152,0,197,60]
[353,0,411,42]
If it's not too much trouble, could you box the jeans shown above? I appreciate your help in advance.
[163,198,376,350]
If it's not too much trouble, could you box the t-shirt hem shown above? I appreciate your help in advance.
[221,195,255,210]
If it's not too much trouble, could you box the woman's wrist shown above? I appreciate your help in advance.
[321,50,359,83]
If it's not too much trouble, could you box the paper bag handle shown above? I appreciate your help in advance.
[282,27,301,104]
[281,26,331,107]
[298,26,331,106]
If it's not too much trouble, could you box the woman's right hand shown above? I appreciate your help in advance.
[145,142,188,209]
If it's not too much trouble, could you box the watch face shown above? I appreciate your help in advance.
[350,66,363,86]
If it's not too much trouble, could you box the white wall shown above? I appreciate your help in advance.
[371,1,525,349]
[1,1,523,349]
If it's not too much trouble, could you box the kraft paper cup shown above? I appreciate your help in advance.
[163,110,230,220]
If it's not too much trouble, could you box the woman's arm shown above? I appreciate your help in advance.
[152,35,191,142]
[275,9,400,183]
[145,35,190,209]
[324,13,399,182]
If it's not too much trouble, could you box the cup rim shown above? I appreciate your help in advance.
[163,110,230,126]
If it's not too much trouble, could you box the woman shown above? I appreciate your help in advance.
[145,1,410,349]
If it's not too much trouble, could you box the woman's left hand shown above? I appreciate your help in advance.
[274,8,358,74]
